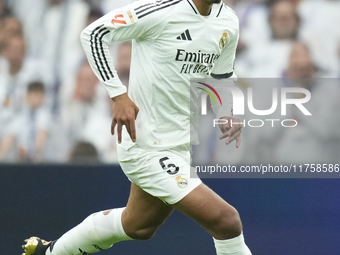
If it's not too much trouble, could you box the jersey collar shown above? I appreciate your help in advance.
[186,0,223,17]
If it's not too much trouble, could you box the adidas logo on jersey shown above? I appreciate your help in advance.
[176,29,192,41]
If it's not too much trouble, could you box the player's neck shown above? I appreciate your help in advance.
[192,0,213,16]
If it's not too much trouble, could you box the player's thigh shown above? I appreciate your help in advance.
[172,183,242,239]
[119,144,201,205]
[122,183,173,238]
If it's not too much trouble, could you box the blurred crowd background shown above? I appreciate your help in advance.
[0,0,339,164]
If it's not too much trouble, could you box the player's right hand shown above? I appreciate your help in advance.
[111,93,139,143]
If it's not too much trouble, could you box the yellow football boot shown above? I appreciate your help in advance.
[22,237,51,255]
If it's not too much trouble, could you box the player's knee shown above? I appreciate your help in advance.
[125,226,158,240]
[223,208,242,236]
[210,206,242,239]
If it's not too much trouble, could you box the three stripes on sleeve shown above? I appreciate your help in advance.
[90,24,114,82]
[90,0,183,82]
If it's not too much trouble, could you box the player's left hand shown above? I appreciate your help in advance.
[218,116,242,148]
[111,93,139,143]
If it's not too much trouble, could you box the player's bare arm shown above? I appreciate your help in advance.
[111,93,139,143]
[218,116,242,148]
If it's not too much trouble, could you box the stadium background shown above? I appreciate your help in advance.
[1,0,340,254]
[2,165,340,254]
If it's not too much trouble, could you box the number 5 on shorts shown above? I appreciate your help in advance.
[159,157,179,175]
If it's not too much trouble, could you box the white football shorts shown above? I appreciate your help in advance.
[117,143,202,205]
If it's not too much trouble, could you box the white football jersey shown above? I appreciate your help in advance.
[80,0,239,150]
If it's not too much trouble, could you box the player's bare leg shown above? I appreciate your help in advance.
[23,183,173,255]
[173,183,252,255]
[122,183,173,240]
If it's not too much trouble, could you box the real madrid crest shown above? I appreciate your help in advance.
[219,31,228,49]
[175,175,188,188]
